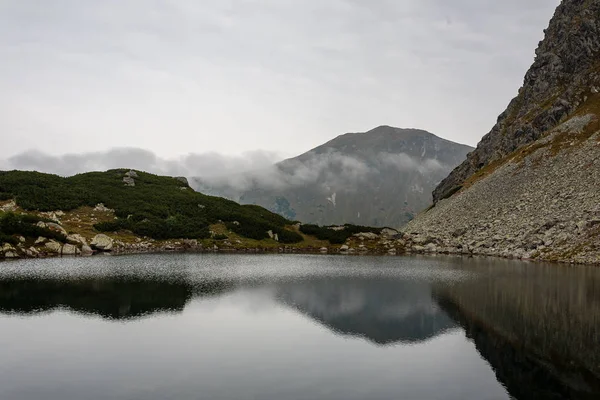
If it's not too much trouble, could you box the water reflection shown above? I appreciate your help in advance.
[276,277,456,345]
[433,262,600,399]
[0,277,231,320]
[0,254,598,399]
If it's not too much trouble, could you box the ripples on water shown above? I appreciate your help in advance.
[0,254,598,399]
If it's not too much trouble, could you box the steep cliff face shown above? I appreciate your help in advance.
[434,0,600,203]
[405,0,600,264]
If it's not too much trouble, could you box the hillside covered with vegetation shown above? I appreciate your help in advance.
[0,169,303,243]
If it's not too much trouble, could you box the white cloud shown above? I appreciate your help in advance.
[0,0,560,159]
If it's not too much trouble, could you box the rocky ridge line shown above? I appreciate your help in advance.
[434,0,600,203]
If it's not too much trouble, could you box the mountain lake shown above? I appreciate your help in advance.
[0,254,598,400]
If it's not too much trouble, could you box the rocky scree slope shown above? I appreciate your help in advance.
[405,0,600,264]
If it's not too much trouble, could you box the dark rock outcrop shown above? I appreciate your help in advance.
[434,0,600,203]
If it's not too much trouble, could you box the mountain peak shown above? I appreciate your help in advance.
[365,126,432,137]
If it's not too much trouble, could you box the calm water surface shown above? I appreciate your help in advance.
[0,254,598,400]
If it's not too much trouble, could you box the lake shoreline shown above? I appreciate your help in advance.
[2,244,599,268]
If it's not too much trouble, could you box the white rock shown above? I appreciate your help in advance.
[45,240,62,253]
[62,244,80,256]
[353,232,379,240]
[35,236,47,244]
[46,223,68,236]
[67,234,87,246]
[91,234,114,251]
[340,245,349,251]
[0,200,17,212]
[94,203,114,212]
[123,176,135,187]
[1,243,15,252]
[25,247,39,257]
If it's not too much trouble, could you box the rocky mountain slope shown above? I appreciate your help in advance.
[195,126,472,228]
[404,0,600,264]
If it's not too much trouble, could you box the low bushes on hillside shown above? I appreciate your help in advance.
[299,224,383,244]
[0,212,67,244]
[0,170,299,242]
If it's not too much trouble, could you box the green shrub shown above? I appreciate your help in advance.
[274,229,303,244]
[299,224,383,244]
[213,234,228,241]
[0,170,297,241]
[0,233,18,245]
[0,212,66,243]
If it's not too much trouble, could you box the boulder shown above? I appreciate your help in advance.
[35,236,47,244]
[46,223,68,236]
[91,234,114,251]
[0,200,17,212]
[175,177,189,186]
[94,203,114,212]
[125,170,139,178]
[183,239,198,248]
[319,247,328,253]
[353,232,379,240]
[1,243,15,252]
[340,245,349,251]
[425,243,438,253]
[81,245,94,256]
[381,228,399,237]
[4,251,19,258]
[62,244,80,256]
[67,234,87,246]
[25,247,39,257]
[267,230,274,239]
[123,176,135,187]
[45,240,62,253]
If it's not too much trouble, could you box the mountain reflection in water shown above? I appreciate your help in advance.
[0,254,599,400]
[0,277,230,320]
[275,277,456,345]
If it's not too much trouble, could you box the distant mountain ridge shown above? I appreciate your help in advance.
[193,126,473,228]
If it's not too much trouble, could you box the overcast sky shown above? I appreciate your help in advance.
[1,0,560,164]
